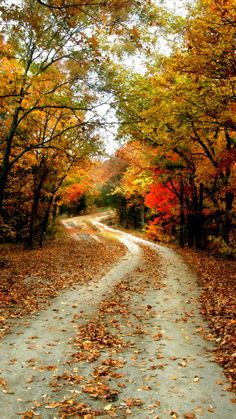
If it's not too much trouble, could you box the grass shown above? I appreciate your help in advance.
[98,230,121,244]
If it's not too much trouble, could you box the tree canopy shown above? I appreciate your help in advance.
[105,0,236,255]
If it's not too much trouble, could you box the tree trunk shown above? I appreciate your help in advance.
[27,188,41,249]
[222,129,234,244]
[187,214,194,247]
[39,175,68,247]
[195,183,204,250]
[0,107,22,215]
[140,200,145,228]
[179,179,185,247]
[223,191,234,244]
[27,169,48,249]
[118,196,127,226]
[52,203,58,223]
[39,199,53,248]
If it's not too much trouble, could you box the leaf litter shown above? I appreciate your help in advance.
[0,221,125,338]
[178,247,236,392]
[0,217,235,418]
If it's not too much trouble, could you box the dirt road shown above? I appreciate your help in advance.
[0,214,235,418]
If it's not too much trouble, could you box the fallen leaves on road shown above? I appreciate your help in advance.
[46,246,162,418]
[21,411,36,419]
[0,378,7,388]
[3,223,235,419]
[0,222,125,338]
[183,413,196,419]
[124,398,144,406]
[72,320,125,364]
[59,400,101,418]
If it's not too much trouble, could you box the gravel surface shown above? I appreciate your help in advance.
[0,215,235,418]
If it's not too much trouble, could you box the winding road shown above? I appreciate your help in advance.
[0,214,235,418]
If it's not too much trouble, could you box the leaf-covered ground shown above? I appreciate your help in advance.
[113,222,236,394]
[0,221,125,338]
[12,235,234,418]
[47,246,164,419]
[177,248,236,393]
[0,217,235,418]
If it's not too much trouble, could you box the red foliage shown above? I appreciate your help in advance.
[145,183,178,221]
[67,183,87,203]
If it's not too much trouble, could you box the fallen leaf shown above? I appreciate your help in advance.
[21,411,35,419]
[0,378,7,387]
[104,404,113,411]
[178,361,187,367]
[45,402,60,409]
[153,333,162,341]
[208,405,215,413]
[125,398,144,407]
[215,380,223,385]
[170,411,179,418]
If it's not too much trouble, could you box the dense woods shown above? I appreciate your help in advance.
[0,2,236,408]
[0,0,235,255]
[107,0,236,256]
[0,0,158,247]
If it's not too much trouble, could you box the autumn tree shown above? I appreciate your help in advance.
[113,141,153,229]
[173,0,236,245]
[0,1,92,215]
[108,0,236,252]
[0,0,161,244]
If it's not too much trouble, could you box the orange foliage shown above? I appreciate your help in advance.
[145,183,177,217]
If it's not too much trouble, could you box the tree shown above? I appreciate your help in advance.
[0,0,162,245]
[107,0,236,251]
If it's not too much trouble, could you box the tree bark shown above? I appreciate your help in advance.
[195,183,204,249]
[0,107,22,215]
[27,168,48,249]
[39,199,53,248]
[179,179,185,247]
[223,191,234,244]
[222,129,234,244]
